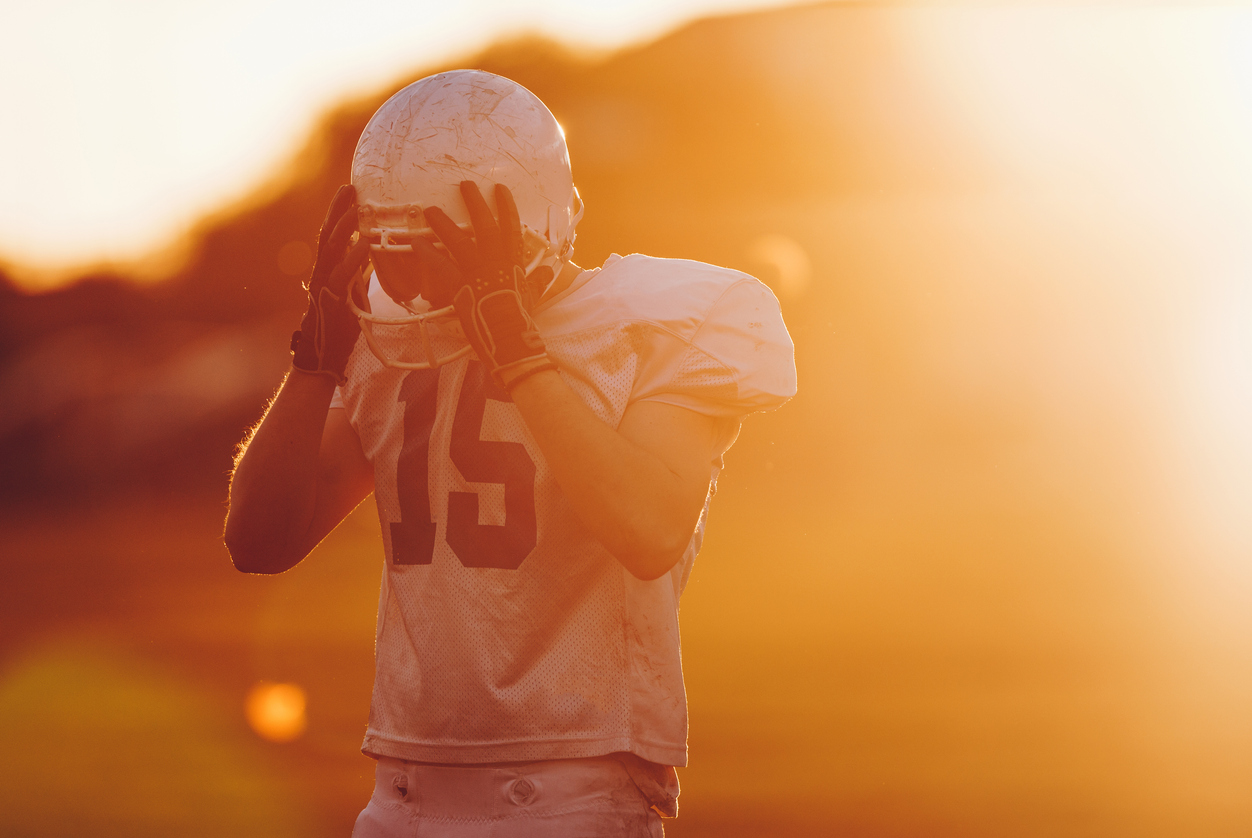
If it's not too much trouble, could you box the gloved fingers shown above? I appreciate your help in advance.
[413,237,462,309]
[494,184,524,265]
[459,181,502,259]
[327,236,371,293]
[317,184,357,259]
[320,206,361,275]
[348,267,372,314]
[424,205,477,268]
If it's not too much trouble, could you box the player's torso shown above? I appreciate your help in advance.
[336,296,675,756]
[329,254,788,762]
[339,302,642,581]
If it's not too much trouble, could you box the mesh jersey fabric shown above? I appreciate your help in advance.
[334,253,796,767]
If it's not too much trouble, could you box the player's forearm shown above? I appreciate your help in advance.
[509,371,702,580]
[224,368,337,573]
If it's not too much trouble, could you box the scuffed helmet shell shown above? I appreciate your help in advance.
[352,70,577,253]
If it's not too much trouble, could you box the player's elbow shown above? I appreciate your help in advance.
[622,555,681,581]
[226,541,299,575]
[613,526,691,581]
[224,537,275,574]
[606,493,704,580]
[223,516,299,575]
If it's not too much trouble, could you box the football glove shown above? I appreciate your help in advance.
[420,182,557,390]
[291,184,370,384]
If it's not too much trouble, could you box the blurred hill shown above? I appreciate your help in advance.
[0,1,988,498]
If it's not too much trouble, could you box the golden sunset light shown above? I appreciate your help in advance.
[3,3,1252,836]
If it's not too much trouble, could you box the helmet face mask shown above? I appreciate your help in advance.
[346,280,473,371]
[348,70,583,371]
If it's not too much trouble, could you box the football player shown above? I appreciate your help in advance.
[224,70,795,837]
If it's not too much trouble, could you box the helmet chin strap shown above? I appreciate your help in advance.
[538,259,581,305]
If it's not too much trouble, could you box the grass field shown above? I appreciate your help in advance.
[3,467,1249,836]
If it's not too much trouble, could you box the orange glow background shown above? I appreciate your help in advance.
[3,4,1251,836]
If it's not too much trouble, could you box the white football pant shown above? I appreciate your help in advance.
[352,755,664,838]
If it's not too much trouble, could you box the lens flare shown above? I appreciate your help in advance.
[276,240,313,277]
[245,682,307,743]
[747,233,811,300]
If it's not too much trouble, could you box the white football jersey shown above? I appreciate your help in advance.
[334,253,796,767]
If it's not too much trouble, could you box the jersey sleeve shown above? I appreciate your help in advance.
[632,278,796,417]
[329,386,345,410]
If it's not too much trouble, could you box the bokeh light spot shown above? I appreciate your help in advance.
[245,682,307,743]
[747,233,811,299]
[277,241,313,277]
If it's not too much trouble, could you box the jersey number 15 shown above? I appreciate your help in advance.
[389,361,537,570]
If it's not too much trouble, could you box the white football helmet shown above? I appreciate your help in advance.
[347,69,583,370]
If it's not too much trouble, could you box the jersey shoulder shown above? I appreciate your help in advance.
[541,254,797,416]
[542,254,755,337]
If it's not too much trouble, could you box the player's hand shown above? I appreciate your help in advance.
[291,184,371,384]
[419,181,557,389]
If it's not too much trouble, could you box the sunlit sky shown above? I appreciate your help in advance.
[0,0,795,285]
[901,6,1252,596]
[3,1,1252,296]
